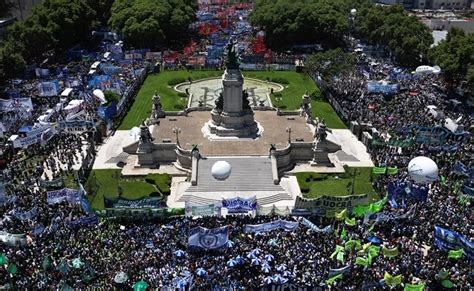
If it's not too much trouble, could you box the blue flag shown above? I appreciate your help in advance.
[434,226,473,262]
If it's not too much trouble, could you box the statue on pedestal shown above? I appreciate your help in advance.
[152,91,165,120]
[139,121,153,144]
[225,38,239,70]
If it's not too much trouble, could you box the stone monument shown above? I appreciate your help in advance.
[207,39,259,137]
[151,91,165,122]
[137,121,154,166]
[310,119,336,167]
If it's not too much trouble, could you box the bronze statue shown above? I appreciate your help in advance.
[225,38,239,70]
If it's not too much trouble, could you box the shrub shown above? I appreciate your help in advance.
[271,77,289,84]
[300,186,310,193]
[278,105,287,109]
[177,92,188,97]
[104,91,120,106]
[273,92,282,97]
[167,77,186,86]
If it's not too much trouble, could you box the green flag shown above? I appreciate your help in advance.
[0,253,8,265]
[133,279,149,291]
[369,195,387,213]
[439,175,446,186]
[387,167,398,175]
[335,209,347,221]
[42,256,52,271]
[344,239,361,251]
[441,279,454,288]
[384,272,402,287]
[355,257,369,266]
[447,249,464,259]
[336,251,345,262]
[404,283,425,291]
[383,246,400,258]
[351,204,370,217]
[7,263,17,275]
[372,167,387,175]
[326,273,343,285]
[330,245,344,259]
[340,227,347,241]
[345,217,356,227]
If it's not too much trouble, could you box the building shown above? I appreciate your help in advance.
[6,0,44,21]
[0,17,16,39]
[373,0,471,9]
[422,17,474,33]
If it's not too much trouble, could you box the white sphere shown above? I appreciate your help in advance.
[211,161,231,180]
[408,156,438,183]
[351,9,357,15]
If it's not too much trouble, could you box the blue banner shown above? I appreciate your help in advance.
[387,181,427,207]
[301,218,333,233]
[452,161,474,179]
[9,207,38,221]
[188,226,229,250]
[222,196,257,213]
[244,219,299,233]
[434,226,474,261]
[461,184,474,197]
[65,215,99,228]
[367,82,399,94]
[46,188,82,205]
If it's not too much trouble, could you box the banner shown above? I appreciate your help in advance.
[222,196,257,213]
[0,231,27,247]
[185,202,221,217]
[244,219,299,233]
[434,226,473,261]
[382,246,400,258]
[372,167,387,175]
[12,125,56,149]
[104,197,163,209]
[301,218,333,233]
[388,182,427,206]
[328,265,351,277]
[9,207,38,221]
[461,184,474,197]
[367,82,399,94]
[452,161,474,179]
[37,81,59,97]
[39,177,65,189]
[65,215,99,228]
[0,98,33,112]
[367,205,416,225]
[294,194,369,217]
[188,226,229,250]
[59,120,94,133]
[46,188,82,205]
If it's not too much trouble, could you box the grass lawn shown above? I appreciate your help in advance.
[118,70,222,129]
[118,69,346,130]
[296,167,379,202]
[84,169,171,209]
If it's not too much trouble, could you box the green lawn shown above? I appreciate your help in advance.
[118,70,222,129]
[84,169,171,209]
[118,70,345,130]
[296,167,379,201]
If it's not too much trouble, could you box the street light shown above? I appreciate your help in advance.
[286,126,292,144]
[173,127,181,146]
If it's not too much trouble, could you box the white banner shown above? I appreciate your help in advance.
[13,125,56,148]
[0,98,33,112]
[185,202,221,217]
[37,81,58,97]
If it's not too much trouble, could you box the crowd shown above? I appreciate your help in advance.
[0,7,473,290]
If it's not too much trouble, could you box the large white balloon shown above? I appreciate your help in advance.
[408,156,438,183]
[211,161,231,180]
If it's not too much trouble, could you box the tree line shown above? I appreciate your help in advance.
[0,0,196,82]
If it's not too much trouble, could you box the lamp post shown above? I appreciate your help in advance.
[173,127,181,146]
[286,126,292,144]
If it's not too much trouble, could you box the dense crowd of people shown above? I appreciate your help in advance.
[0,3,472,287]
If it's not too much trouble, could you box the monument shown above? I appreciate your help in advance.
[206,39,260,138]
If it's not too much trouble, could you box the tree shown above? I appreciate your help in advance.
[354,4,433,67]
[250,0,351,50]
[306,48,356,79]
[429,28,474,83]
[109,0,197,49]
[0,43,26,82]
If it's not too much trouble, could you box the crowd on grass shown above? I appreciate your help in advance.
[0,38,473,289]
